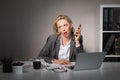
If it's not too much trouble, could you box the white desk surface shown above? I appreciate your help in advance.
[0,62,120,80]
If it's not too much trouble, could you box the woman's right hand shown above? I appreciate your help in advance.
[74,24,81,46]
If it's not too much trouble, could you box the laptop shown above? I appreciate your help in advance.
[69,52,106,71]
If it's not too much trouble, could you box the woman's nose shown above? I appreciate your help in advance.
[63,28,65,31]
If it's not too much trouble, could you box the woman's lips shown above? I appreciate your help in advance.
[64,32,67,35]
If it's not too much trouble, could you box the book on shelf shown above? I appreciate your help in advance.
[115,38,120,55]
[103,8,113,31]
[104,34,115,54]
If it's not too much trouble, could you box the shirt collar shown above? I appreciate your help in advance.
[57,33,75,42]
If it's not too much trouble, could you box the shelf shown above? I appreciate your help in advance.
[100,4,120,62]
[104,55,120,62]
[103,31,120,33]
[104,57,120,62]
[105,55,120,57]
[101,4,120,8]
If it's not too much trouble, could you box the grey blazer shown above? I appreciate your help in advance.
[38,34,83,63]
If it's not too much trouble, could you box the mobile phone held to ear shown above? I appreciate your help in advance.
[75,24,81,37]
[78,24,81,29]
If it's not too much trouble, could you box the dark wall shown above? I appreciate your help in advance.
[0,0,45,60]
[0,0,120,60]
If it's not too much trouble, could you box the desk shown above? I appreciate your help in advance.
[0,62,120,80]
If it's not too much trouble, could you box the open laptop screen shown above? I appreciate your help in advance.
[70,52,106,71]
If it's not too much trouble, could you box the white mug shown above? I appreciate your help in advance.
[13,66,23,74]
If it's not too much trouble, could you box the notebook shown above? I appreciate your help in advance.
[69,52,106,71]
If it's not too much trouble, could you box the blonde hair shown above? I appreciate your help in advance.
[53,15,74,35]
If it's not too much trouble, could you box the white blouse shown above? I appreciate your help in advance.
[58,38,71,61]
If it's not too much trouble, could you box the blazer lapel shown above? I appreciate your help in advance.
[69,35,75,60]
[55,34,75,60]
[55,35,60,59]
[69,40,74,60]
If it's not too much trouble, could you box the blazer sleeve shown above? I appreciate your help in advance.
[37,34,57,63]
[37,35,52,63]
[76,35,84,53]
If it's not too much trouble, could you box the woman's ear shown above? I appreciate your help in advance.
[57,28,61,35]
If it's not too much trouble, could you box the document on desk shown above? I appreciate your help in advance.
[46,62,75,73]
[46,62,75,69]
[46,64,61,70]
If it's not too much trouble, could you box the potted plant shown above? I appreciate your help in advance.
[12,62,24,66]
[0,56,13,73]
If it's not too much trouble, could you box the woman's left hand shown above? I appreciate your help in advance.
[74,24,81,45]
[53,59,70,65]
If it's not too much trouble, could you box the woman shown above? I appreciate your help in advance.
[38,15,83,64]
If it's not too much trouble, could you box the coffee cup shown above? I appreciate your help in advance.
[33,61,41,69]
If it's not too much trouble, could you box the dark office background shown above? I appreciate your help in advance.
[0,0,120,60]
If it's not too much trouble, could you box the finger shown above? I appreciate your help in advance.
[61,61,66,65]
[75,30,79,35]
[76,29,80,33]
[78,24,81,32]
[65,61,70,64]
[74,31,77,36]
[77,28,81,32]
[53,60,62,64]
[76,32,78,37]
[64,60,70,64]
[77,28,81,35]
[74,33,78,37]
[75,33,81,38]
[78,27,80,29]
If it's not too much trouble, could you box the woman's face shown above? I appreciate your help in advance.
[57,19,72,38]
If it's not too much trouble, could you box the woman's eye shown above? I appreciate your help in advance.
[58,26,61,28]
[64,24,67,27]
